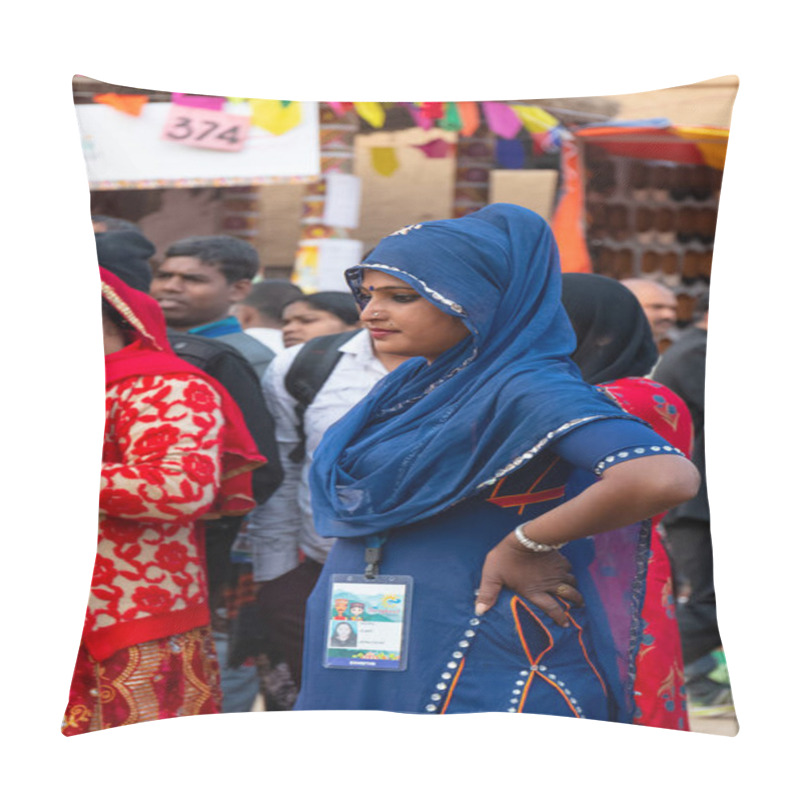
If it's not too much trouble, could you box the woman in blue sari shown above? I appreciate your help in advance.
[294,204,699,722]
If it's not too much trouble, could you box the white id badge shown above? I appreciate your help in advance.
[323,574,413,671]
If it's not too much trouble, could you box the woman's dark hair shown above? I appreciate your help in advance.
[331,621,358,646]
[283,291,360,325]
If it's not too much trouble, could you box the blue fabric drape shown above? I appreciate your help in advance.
[309,204,637,538]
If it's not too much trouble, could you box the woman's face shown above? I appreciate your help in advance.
[102,308,128,356]
[334,623,352,641]
[281,300,357,348]
[357,269,470,363]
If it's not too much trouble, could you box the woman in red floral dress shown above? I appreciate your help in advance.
[562,273,693,730]
[62,268,264,736]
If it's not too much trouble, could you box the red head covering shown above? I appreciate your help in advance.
[100,266,265,516]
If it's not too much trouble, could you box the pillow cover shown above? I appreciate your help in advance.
[68,75,737,737]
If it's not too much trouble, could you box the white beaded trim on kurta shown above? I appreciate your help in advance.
[506,665,585,716]
[593,444,684,476]
[423,617,482,713]
[359,262,467,316]
[475,415,606,490]
[357,262,478,417]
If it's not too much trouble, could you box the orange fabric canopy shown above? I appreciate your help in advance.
[575,122,729,170]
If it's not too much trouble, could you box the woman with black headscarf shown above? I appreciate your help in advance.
[562,272,694,730]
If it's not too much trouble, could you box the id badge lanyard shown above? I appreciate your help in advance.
[363,534,386,580]
[323,533,413,671]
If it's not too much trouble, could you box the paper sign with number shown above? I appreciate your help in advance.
[161,104,251,152]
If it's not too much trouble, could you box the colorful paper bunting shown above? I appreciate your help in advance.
[93,93,149,116]
[403,103,433,130]
[456,102,481,136]
[420,102,445,121]
[437,102,462,132]
[481,102,522,139]
[250,99,302,135]
[510,105,559,135]
[328,102,354,117]
[354,102,386,129]
[371,147,400,176]
[414,139,454,159]
[172,93,226,111]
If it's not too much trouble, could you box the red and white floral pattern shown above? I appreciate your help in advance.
[85,373,225,661]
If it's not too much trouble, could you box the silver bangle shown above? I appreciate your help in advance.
[513,524,563,553]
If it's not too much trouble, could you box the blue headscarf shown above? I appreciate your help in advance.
[309,204,629,538]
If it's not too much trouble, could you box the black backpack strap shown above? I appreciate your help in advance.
[284,330,359,463]
[216,331,275,379]
[168,331,238,369]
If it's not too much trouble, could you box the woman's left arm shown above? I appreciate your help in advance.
[475,454,700,624]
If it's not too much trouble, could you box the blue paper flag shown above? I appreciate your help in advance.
[495,138,525,169]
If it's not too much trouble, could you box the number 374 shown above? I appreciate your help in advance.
[164,114,248,151]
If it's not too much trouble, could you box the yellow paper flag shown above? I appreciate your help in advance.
[371,147,400,177]
[250,99,302,135]
[354,101,386,129]
[511,105,559,134]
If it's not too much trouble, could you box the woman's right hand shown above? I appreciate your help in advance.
[474,535,584,627]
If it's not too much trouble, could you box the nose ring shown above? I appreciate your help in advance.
[372,311,380,317]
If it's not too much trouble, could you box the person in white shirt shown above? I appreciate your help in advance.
[280,291,361,348]
[234,279,304,354]
[249,327,407,691]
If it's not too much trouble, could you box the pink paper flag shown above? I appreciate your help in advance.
[172,93,226,112]
[403,103,433,130]
[414,139,453,158]
[481,102,522,139]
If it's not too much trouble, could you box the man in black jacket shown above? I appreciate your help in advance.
[151,235,275,378]
[95,228,283,713]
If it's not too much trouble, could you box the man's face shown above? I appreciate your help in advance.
[151,256,250,331]
[637,285,678,339]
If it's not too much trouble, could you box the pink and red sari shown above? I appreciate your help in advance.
[62,268,264,736]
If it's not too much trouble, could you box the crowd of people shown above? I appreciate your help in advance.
[62,204,730,735]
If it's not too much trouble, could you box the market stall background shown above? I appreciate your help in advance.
[73,75,735,334]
